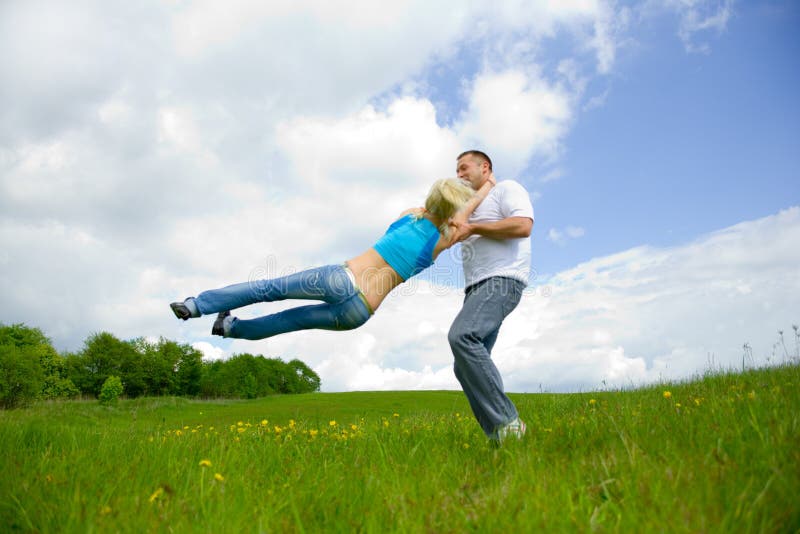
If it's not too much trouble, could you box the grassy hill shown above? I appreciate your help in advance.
[2,363,798,532]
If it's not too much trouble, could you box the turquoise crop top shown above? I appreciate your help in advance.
[372,214,440,280]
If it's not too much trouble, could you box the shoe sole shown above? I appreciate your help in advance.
[170,302,191,321]
[212,311,230,336]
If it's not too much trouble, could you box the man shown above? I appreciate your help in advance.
[448,150,534,441]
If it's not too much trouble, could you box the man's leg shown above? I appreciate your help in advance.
[449,277,525,437]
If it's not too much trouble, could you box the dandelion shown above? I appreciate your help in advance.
[148,487,164,504]
[383,420,390,428]
[289,419,296,428]
[748,390,756,400]
[274,426,283,434]
[261,419,268,426]
[463,443,470,449]
[175,430,183,437]
[663,391,672,399]
[694,398,702,406]
[675,403,682,408]
[329,420,337,427]
[309,429,319,438]
[199,459,212,468]
[589,399,597,405]
[214,473,225,482]
[237,421,244,427]
[393,413,400,418]
[350,424,358,431]
[237,427,246,434]
[100,505,112,516]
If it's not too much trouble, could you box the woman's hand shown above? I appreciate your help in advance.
[487,172,497,186]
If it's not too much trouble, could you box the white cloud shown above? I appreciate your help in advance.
[548,225,586,245]
[457,69,574,175]
[193,341,226,361]
[645,0,734,53]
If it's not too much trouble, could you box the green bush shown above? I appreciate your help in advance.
[0,344,44,409]
[98,375,123,406]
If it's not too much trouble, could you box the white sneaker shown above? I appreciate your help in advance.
[497,418,527,442]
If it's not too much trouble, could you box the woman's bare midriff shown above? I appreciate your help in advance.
[345,248,405,312]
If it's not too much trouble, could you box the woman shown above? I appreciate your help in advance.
[170,176,494,339]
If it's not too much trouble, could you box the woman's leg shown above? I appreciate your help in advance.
[191,265,353,315]
[228,295,371,340]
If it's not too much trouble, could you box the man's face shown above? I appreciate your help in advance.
[456,155,488,190]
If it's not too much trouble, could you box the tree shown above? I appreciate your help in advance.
[99,375,123,405]
[0,343,44,408]
[0,323,77,404]
[288,359,321,393]
[70,332,137,397]
[174,343,203,396]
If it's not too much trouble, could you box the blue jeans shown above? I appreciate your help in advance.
[448,276,526,438]
[191,265,372,340]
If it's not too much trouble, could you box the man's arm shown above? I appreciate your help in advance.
[452,216,532,242]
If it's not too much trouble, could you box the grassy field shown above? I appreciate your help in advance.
[2,364,799,533]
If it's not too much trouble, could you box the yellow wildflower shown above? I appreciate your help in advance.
[350,424,358,431]
[309,429,319,437]
[100,505,112,515]
[214,473,225,482]
[393,413,400,418]
[199,459,212,468]
[274,426,283,434]
[383,420,390,428]
[237,421,244,427]
[589,399,597,405]
[748,390,756,400]
[261,419,268,426]
[329,420,337,427]
[663,391,672,399]
[289,419,296,428]
[237,427,246,434]
[148,487,164,504]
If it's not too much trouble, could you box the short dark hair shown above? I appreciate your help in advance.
[457,150,492,171]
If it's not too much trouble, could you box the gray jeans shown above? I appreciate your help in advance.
[448,276,526,437]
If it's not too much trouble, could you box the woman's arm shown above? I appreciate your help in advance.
[456,174,495,220]
[447,174,496,244]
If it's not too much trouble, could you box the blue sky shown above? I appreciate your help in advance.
[1,1,798,392]
[533,1,799,275]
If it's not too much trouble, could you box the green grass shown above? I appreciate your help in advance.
[2,364,799,532]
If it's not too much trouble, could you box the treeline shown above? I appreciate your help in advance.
[0,323,320,408]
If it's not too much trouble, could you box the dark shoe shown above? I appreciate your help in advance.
[212,311,231,336]
[170,301,192,321]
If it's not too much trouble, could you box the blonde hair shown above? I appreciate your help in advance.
[414,178,475,238]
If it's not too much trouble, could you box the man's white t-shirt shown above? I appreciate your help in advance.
[461,180,534,288]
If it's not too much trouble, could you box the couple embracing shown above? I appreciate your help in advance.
[171,150,534,442]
